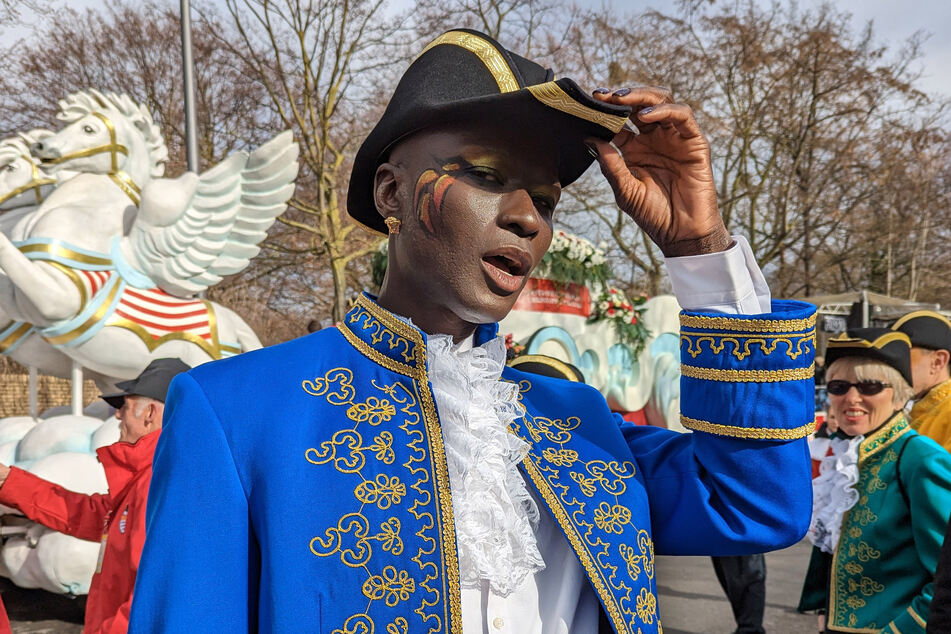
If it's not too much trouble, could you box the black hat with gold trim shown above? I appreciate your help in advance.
[891,310,951,352]
[347,28,632,234]
[825,327,913,386]
[508,354,585,383]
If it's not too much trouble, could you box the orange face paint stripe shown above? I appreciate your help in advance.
[432,174,455,212]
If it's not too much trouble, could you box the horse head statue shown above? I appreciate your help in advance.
[30,90,167,208]
[0,133,56,215]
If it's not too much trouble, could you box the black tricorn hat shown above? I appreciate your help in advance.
[509,354,585,383]
[100,357,191,409]
[891,310,951,353]
[825,327,913,386]
[347,28,632,234]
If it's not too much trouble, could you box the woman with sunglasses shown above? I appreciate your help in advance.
[798,328,951,633]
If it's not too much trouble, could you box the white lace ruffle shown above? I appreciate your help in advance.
[808,434,864,554]
[426,333,545,597]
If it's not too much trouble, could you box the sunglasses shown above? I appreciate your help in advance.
[826,380,891,396]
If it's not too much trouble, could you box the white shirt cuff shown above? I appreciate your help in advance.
[664,235,771,315]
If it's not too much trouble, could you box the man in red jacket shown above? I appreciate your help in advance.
[0,358,188,633]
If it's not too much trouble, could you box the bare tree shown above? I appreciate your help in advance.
[206,0,411,322]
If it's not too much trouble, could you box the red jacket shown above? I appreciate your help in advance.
[0,429,160,634]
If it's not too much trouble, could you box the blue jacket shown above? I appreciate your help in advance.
[129,295,816,633]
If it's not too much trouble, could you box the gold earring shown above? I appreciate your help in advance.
[384,217,401,235]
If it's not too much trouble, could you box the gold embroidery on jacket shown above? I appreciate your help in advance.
[512,395,656,634]
[303,366,450,632]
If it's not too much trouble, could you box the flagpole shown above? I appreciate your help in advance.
[180,0,200,173]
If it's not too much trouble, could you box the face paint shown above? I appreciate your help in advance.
[412,158,468,236]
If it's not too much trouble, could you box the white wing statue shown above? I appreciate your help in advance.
[121,130,299,297]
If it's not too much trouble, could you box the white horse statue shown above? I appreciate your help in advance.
[0,90,299,384]
[0,135,104,380]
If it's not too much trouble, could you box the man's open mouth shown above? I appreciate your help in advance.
[481,248,532,293]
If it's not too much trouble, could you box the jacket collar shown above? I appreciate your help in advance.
[96,429,160,496]
[337,293,499,376]
[858,411,911,464]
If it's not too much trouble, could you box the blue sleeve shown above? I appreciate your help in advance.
[620,419,812,555]
[129,372,258,632]
[629,300,817,556]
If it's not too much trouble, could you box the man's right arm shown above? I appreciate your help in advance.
[0,464,111,542]
[129,372,256,632]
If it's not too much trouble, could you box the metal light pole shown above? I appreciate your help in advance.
[180,0,200,173]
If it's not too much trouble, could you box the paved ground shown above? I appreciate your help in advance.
[657,539,817,633]
[0,579,82,634]
[0,540,818,633]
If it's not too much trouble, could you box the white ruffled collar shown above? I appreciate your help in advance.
[425,332,545,596]
[808,433,864,553]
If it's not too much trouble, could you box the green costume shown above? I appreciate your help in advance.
[799,413,951,633]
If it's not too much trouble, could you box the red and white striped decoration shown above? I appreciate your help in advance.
[112,282,213,343]
[78,270,111,299]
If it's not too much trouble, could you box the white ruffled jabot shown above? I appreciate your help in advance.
[425,333,545,597]
[808,434,864,554]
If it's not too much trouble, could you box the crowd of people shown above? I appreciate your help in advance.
[0,26,947,634]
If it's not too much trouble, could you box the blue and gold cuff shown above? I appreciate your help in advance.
[679,300,816,440]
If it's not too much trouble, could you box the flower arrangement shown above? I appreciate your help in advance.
[504,333,526,359]
[535,231,610,287]
[589,287,650,355]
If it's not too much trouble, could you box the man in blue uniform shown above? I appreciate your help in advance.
[129,29,815,634]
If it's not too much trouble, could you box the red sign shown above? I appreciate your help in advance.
[513,278,591,316]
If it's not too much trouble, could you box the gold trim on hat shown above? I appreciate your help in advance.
[527,82,629,133]
[826,332,910,350]
[509,354,581,382]
[891,309,951,331]
[419,31,520,93]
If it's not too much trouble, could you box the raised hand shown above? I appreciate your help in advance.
[590,86,731,257]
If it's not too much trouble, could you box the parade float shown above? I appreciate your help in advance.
[0,89,299,595]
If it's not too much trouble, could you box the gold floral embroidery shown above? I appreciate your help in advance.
[594,502,632,534]
[332,614,373,634]
[635,587,656,624]
[362,566,416,607]
[355,474,407,509]
[851,541,881,562]
[514,388,657,634]
[303,360,449,632]
[386,617,409,634]
[848,576,885,597]
[347,396,397,425]
[542,447,579,467]
[619,531,654,581]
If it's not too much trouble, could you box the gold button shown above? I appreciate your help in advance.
[492,616,505,630]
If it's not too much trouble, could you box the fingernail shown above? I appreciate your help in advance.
[613,88,631,97]
[593,87,610,95]
[639,106,654,115]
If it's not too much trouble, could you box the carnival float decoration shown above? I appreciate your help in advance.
[0,89,299,594]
